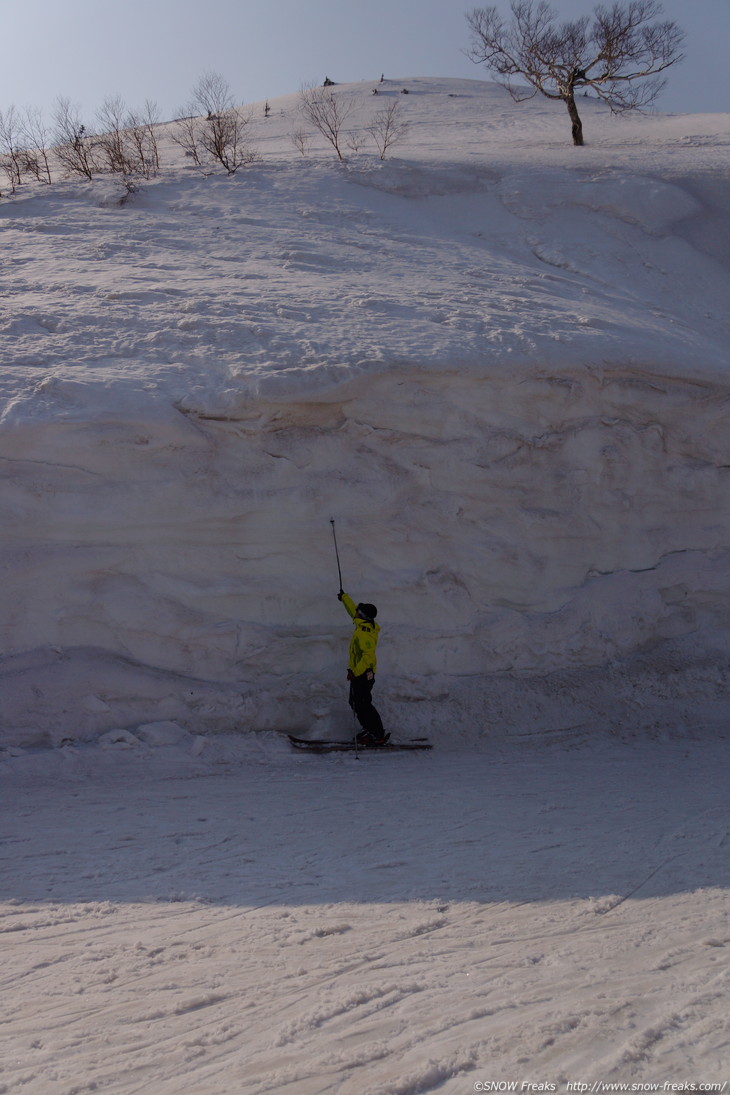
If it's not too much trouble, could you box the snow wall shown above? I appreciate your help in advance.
[2,358,729,747]
[1,81,729,747]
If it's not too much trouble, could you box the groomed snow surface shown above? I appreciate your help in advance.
[3,731,729,1093]
[1,78,729,1091]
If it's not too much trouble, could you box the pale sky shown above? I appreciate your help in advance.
[2,0,728,123]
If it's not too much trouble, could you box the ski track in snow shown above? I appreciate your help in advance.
[2,732,729,1094]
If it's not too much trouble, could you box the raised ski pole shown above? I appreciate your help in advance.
[330,518,343,593]
[331,519,359,756]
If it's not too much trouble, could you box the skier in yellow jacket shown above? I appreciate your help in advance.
[338,590,387,745]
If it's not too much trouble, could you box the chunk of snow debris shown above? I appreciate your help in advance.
[81,695,112,714]
[136,721,190,746]
[191,735,206,756]
[99,729,142,748]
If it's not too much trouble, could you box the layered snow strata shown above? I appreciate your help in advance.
[1,359,728,743]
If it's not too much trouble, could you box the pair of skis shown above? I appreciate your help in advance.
[288,734,432,754]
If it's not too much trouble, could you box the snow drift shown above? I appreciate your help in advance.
[1,78,729,745]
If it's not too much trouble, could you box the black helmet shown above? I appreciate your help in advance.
[357,602,377,621]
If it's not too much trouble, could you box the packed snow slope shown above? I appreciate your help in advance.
[1,78,729,744]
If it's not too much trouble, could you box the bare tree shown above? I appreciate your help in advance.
[345,129,367,154]
[290,127,312,156]
[367,101,409,160]
[97,96,131,174]
[20,107,53,183]
[192,70,234,117]
[299,84,354,161]
[53,97,97,178]
[173,73,257,174]
[171,109,204,166]
[0,106,24,190]
[96,97,163,178]
[172,72,232,167]
[198,106,258,174]
[0,106,55,189]
[465,0,685,145]
[125,100,161,178]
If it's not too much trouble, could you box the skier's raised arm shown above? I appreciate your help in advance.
[338,590,357,619]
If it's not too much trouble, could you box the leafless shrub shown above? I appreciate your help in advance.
[119,178,140,205]
[299,84,354,161]
[367,101,409,159]
[289,128,311,156]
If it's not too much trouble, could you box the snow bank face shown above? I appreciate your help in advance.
[1,79,729,743]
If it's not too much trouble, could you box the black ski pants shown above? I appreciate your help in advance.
[348,672,384,736]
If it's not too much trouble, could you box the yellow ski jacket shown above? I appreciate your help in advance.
[340,592,380,676]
